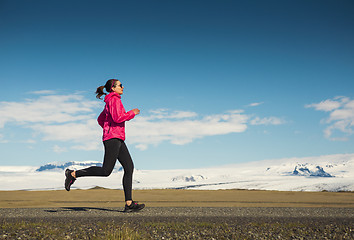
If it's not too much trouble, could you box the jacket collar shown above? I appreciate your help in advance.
[104,92,121,102]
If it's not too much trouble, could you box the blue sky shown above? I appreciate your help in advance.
[0,0,353,170]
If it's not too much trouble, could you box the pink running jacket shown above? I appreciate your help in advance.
[97,92,136,141]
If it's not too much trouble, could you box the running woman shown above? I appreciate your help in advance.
[64,79,145,212]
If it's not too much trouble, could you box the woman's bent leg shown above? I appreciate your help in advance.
[76,138,121,177]
[117,141,134,201]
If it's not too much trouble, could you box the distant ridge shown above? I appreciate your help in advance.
[36,161,123,172]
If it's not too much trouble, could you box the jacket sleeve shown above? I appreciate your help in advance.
[108,97,136,124]
[97,110,106,128]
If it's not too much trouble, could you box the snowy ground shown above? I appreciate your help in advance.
[1,153,353,192]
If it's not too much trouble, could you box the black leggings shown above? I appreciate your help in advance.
[75,138,134,201]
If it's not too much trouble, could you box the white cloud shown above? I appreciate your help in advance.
[247,102,264,107]
[30,119,102,151]
[22,139,36,144]
[143,109,198,120]
[0,92,285,151]
[53,145,67,153]
[0,94,100,128]
[127,109,250,148]
[0,134,8,143]
[250,116,285,125]
[305,98,343,112]
[0,93,102,151]
[306,96,354,141]
[29,90,57,95]
[135,144,148,151]
[33,120,98,141]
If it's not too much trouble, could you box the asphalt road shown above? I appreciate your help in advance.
[1,206,353,220]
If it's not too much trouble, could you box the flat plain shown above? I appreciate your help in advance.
[1,188,353,208]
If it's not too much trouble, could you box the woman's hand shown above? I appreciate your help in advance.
[132,108,140,115]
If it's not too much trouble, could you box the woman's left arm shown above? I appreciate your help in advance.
[109,97,136,124]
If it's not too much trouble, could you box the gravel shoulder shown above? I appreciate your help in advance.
[1,207,353,239]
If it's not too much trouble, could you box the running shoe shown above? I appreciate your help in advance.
[65,169,76,191]
[124,201,145,212]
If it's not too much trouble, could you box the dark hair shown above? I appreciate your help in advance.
[96,79,118,99]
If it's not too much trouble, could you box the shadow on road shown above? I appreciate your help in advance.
[44,207,124,213]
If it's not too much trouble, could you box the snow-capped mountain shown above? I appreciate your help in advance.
[172,174,206,182]
[291,165,333,177]
[0,153,353,192]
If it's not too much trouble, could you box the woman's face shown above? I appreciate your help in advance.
[112,80,124,95]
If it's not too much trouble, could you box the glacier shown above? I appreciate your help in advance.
[0,153,353,192]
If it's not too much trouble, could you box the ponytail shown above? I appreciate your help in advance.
[95,86,106,99]
[95,79,119,99]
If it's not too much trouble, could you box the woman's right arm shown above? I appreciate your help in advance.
[97,110,106,128]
